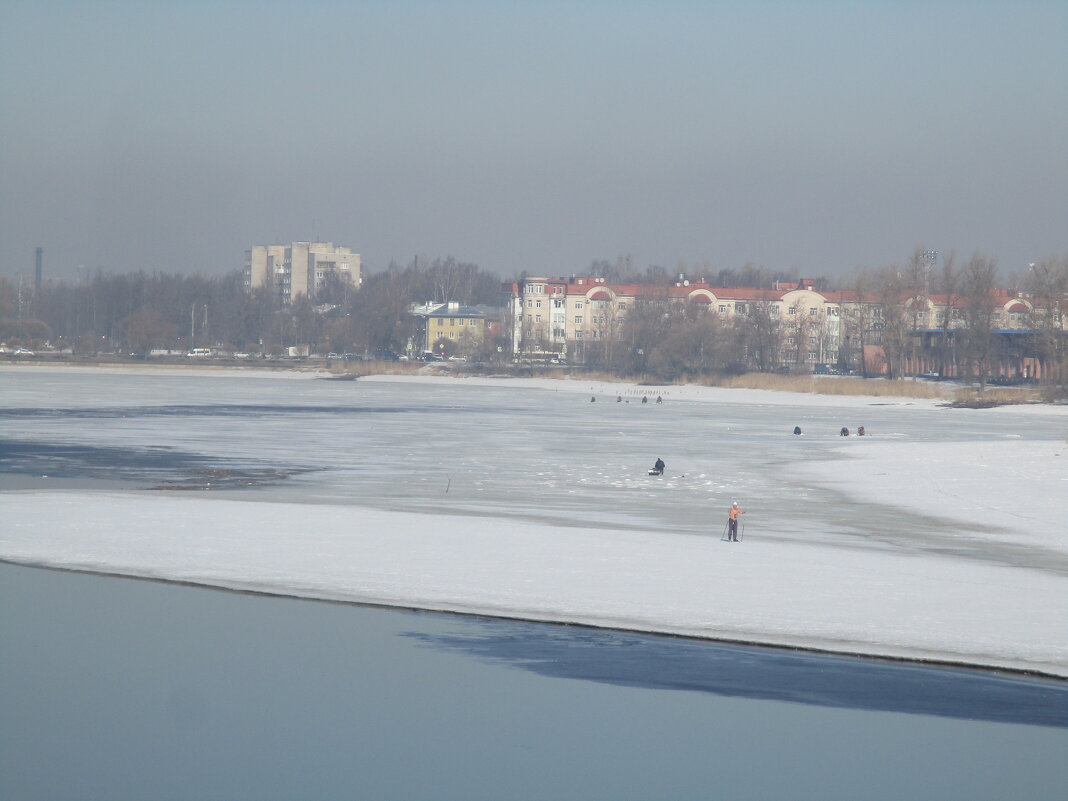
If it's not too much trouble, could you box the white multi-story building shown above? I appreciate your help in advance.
[244,242,361,303]
[504,275,1063,377]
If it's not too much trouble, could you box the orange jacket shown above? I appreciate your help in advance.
[728,506,744,520]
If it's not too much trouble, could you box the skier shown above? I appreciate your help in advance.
[651,457,665,476]
[727,502,745,541]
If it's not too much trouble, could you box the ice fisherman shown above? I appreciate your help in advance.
[651,457,665,476]
[727,502,745,542]
[793,426,802,435]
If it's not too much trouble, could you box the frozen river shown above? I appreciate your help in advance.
[4,367,1061,543]
[2,366,1066,674]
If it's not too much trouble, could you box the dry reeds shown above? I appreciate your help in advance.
[952,386,1041,407]
[699,373,950,399]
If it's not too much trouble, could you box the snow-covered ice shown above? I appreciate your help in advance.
[1,365,1066,676]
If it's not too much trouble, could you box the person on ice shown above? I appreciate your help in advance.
[793,425,802,435]
[727,502,745,541]
[651,457,665,476]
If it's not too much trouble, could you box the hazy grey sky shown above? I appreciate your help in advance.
[2,0,1065,282]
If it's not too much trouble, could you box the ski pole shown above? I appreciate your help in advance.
[721,521,729,541]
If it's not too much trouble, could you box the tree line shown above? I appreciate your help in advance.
[2,250,1065,391]
[0,256,504,359]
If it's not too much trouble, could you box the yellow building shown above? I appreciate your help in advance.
[412,302,487,357]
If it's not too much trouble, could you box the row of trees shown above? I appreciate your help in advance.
[2,250,1066,391]
[0,256,505,359]
[553,250,1068,388]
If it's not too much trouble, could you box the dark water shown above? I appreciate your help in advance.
[1,562,1065,801]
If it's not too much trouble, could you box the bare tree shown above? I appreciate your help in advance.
[958,253,1000,393]
[1025,256,1068,393]
[932,251,959,377]
[739,294,782,372]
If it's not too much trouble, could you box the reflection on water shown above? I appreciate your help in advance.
[406,617,1068,728]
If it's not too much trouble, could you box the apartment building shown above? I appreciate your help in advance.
[411,301,487,356]
[244,242,361,303]
[504,275,1062,375]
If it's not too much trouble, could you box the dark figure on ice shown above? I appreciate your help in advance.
[642,395,648,404]
[858,426,866,436]
[617,395,623,403]
[840,427,850,436]
[656,395,663,404]
[591,396,596,402]
[793,426,802,435]
[727,502,745,541]
[651,458,665,476]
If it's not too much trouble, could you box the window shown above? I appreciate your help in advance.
[450,318,456,326]
[459,318,465,326]
[788,306,797,315]
[809,308,818,316]
[575,301,583,309]
[527,300,532,308]
[536,315,541,323]
[575,316,583,324]
[536,300,542,308]
[718,305,727,313]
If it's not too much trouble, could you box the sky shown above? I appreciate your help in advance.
[1,1,1065,283]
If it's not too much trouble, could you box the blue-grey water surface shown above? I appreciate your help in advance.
[1,562,1065,801]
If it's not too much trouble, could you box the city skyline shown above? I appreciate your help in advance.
[2,1,1065,283]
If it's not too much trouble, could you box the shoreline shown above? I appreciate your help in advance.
[3,359,1059,409]
[6,558,1064,682]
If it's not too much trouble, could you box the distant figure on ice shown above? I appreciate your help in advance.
[793,426,802,435]
[656,395,663,404]
[590,396,596,402]
[617,395,622,403]
[650,458,665,476]
[840,427,850,436]
[727,502,745,542]
[642,395,648,404]
[857,426,866,436]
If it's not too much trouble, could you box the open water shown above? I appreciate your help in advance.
[1,562,1066,801]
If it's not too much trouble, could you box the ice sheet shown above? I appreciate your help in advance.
[2,366,1066,676]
